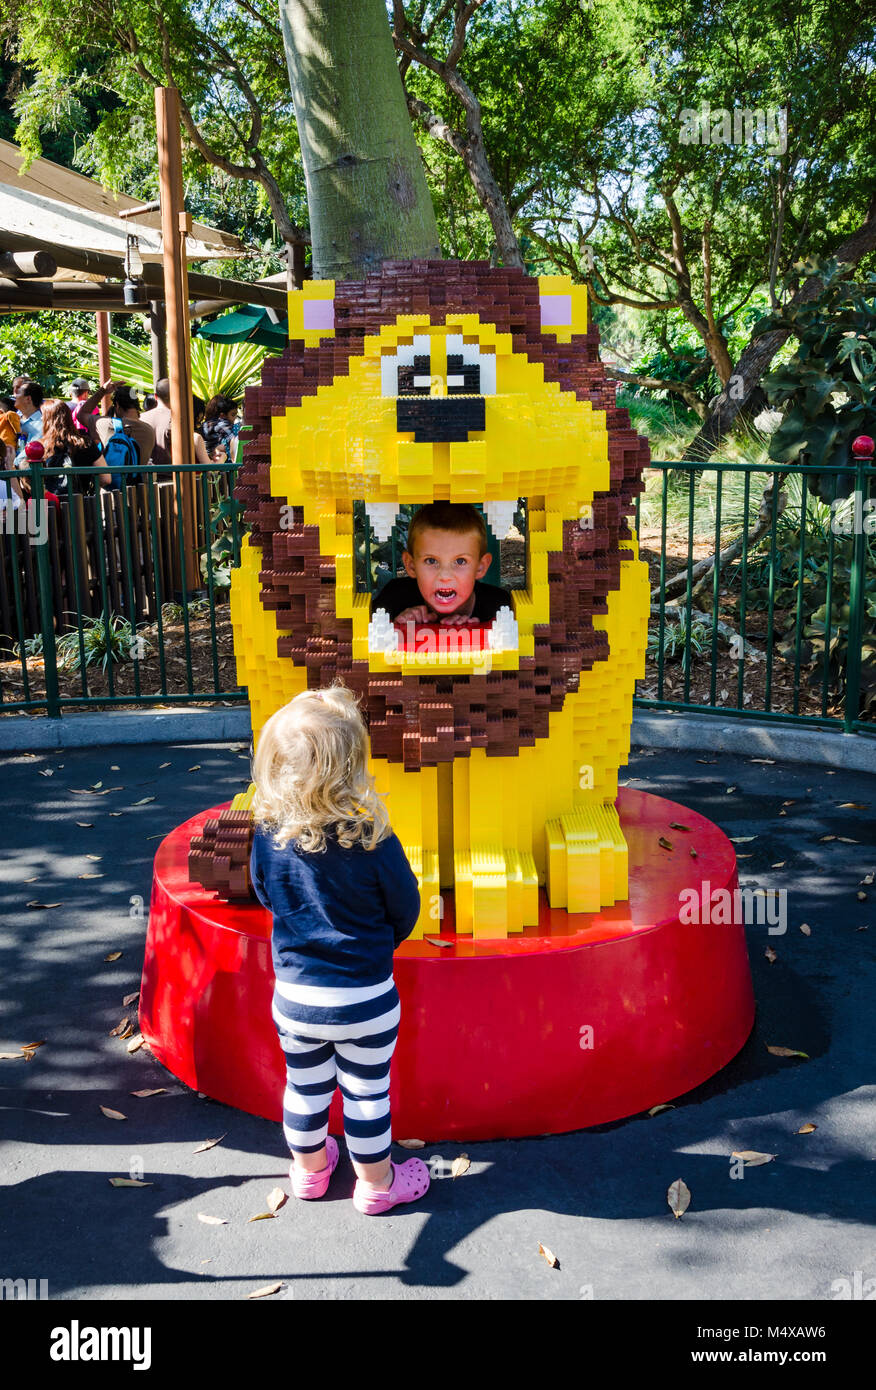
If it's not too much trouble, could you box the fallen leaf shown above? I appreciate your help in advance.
[837,837,860,844]
[110,766,120,771]
[188,765,201,772]
[861,874,874,886]
[197,1213,228,1226]
[731,1150,776,1166]
[126,1034,145,1053]
[771,861,786,868]
[132,797,155,806]
[86,854,102,861]
[246,1282,282,1299]
[159,762,171,768]
[690,848,698,859]
[797,1122,817,1134]
[820,835,836,842]
[782,800,796,806]
[799,923,811,936]
[27,901,62,909]
[749,758,775,764]
[538,1243,559,1268]
[397,1138,426,1149]
[669,822,691,832]
[109,1017,130,1037]
[424,937,454,948]
[0,1051,27,1061]
[78,873,104,879]
[100,1106,126,1120]
[104,951,123,962]
[858,892,868,902]
[838,802,868,809]
[39,769,54,777]
[249,1212,276,1222]
[266,1188,287,1213]
[726,786,737,793]
[109,812,123,817]
[648,1103,675,1116]
[131,1089,166,1098]
[658,837,673,851]
[193,1133,227,1154]
[667,1178,691,1218]
[145,834,165,841]
[767,1045,809,1058]
[123,991,140,1007]
[730,836,756,843]
[109,1178,152,1187]
[856,925,869,932]
[76,822,94,828]
[451,1154,471,1179]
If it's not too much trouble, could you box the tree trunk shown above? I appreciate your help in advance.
[279,0,441,280]
[683,195,876,463]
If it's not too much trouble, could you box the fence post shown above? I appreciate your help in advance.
[843,435,873,733]
[27,454,61,718]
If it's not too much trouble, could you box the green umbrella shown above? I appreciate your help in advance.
[195,305,288,353]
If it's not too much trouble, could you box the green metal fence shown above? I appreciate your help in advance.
[1,451,873,734]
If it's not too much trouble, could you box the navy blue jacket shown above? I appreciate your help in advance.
[250,822,421,987]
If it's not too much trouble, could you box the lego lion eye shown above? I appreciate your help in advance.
[381,334,432,398]
[445,335,496,396]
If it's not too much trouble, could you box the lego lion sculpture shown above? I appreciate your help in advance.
[189,261,650,939]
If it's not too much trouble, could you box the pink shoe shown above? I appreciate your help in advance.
[289,1135,340,1200]
[352,1157,430,1215]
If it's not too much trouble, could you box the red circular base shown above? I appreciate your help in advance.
[139,790,755,1140]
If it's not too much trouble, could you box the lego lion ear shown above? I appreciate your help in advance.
[537,275,588,344]
[288,280,336,347]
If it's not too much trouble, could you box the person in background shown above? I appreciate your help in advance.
[68,377,94,433]
[191,395,212,467]
[202,394,241,463]
[12,376,32,398]
[140,378,171,458]
[83,381,156,475]
[13,381,44,459]
[40,399,111,496]
[0,400,23,505]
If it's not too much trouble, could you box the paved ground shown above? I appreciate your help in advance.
[1,740,874,1303]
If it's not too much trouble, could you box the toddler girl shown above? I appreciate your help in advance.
[250,681,430,1214]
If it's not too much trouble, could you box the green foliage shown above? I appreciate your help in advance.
[55,610,151,672]
[74,332,266,400]
[647,616,720,672]
[201,484,246,591]
[759,259,876,501]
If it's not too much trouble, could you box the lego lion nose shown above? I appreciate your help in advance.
[396,395,485,444]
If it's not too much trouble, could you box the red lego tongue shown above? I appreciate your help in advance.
[393,618,492,653]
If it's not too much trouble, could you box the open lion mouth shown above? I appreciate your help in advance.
[357,496,525,661]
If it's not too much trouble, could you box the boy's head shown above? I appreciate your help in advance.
[402,502,492,617]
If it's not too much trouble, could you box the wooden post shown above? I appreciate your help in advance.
[155,85,199,594]
[95,311,111,413]
[149,300,168,384]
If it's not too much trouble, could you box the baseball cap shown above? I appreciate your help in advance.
[71,378,90,390]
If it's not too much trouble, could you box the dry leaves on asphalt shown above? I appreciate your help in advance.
[658,836,673,851]
[266,1188,287,1213]
[648,1103,675,1116]
[193,1134,227,1154]
[109,1018,130,1037]
[538,1243,559,1268]
[27,902,61,910]
[104,951,123,962]
[246,1282,282,1299]
[451,1155,471,1179]
[667,1178,691,1218]
[100,1106,126,1120]
[765,946,777,962]
[109,1178,152,1187]
[767,1045,809,1058]
[126,1034,146,1053]
[731,1150,776,1166]
[123,991,140,1007]
[197,1213,228,1226]
[799,923,812,936]
[248,1212,276,1222]
[131,1089,166,1098]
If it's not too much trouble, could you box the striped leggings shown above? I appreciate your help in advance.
[271,974,401,1164]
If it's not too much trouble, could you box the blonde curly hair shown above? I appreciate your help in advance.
[251,681,389,853]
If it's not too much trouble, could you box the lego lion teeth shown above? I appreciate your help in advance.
[484,605,519,653]
[368,608,400,655]
[484,501,517,539]
[365,501,400,542]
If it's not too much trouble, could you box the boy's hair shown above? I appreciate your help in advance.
[251,680,390,853]
[406,502,488,558]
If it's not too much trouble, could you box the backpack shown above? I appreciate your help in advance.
[101,418,140,488]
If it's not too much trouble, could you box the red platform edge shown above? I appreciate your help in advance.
[139,788,755,1141]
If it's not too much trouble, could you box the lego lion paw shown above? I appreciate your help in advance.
[188,784,256,900]
[452,847,540,939]
[545,800,629,914]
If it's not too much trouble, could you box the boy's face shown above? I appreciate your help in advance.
[402,525,491,616]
